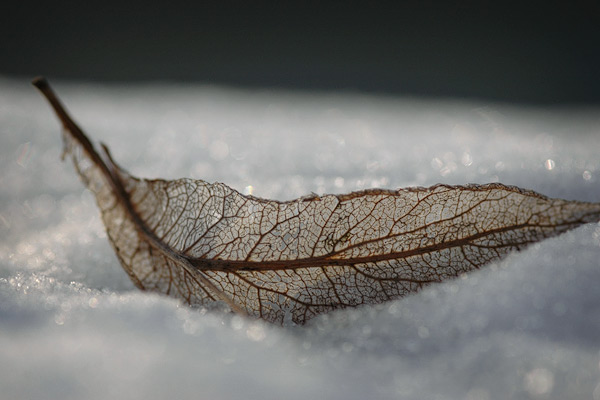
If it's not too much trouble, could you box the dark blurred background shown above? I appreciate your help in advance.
[2,1,599,104]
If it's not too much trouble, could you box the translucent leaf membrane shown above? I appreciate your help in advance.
[34,78,600,325]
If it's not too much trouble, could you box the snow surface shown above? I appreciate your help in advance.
[2,76,600,400]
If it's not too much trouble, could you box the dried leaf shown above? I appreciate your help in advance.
[33,78,600,325]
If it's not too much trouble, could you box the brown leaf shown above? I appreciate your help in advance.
[33,77,600,325]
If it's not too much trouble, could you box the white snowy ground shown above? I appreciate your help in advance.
[1,76,600,400]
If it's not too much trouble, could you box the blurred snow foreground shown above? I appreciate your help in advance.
[1,77,600,399]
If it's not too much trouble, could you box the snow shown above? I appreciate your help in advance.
[2,76,600,399]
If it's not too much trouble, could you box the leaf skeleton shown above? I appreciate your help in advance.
[33,77,600,325]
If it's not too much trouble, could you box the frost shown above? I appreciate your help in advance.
[2,77,600,399]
